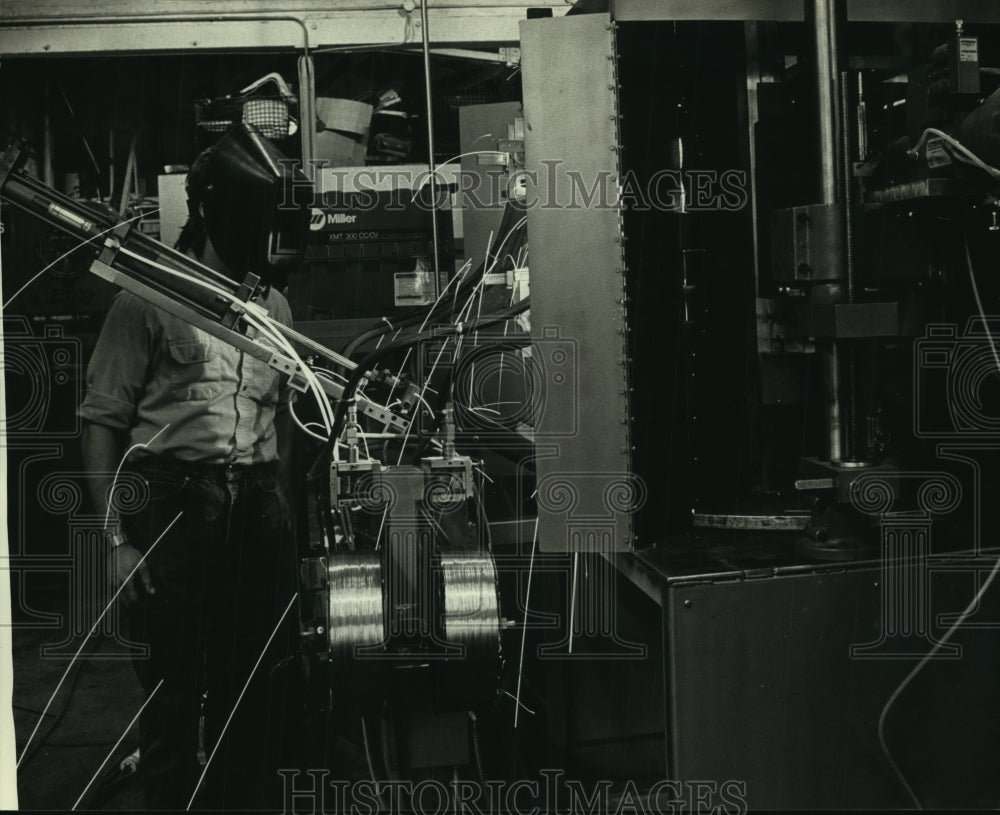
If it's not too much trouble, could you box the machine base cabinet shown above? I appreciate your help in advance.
[543,552,1000,811]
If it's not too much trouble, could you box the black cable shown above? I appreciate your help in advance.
[448,338,535,432]
[340,199,527,359]
[338,300,529,443]
[307,299,530,482]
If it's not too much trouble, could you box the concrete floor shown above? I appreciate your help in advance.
[11,579,145,811]
[9,576,372,813]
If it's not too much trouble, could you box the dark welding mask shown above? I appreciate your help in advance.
[187,123,312,290]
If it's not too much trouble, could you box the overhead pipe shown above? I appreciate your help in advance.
[419,0,442,281]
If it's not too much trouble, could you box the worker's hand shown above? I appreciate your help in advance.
[108,540,155,605]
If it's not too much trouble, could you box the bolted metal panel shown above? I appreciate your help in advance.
[521,14,634,553]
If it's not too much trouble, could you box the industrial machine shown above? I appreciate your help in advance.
[515,3,1000,810]
[1,119,531,793]
[9,1,1000,810]
[292,184,455,322]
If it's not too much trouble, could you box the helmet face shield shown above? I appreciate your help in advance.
[197,123,312,288]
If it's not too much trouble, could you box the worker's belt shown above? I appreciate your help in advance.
[127,453,277,485]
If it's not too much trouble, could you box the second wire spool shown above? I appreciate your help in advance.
[437,553,503,705]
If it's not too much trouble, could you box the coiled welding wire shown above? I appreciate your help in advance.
[440,554,502,681]
[326,552,386,659]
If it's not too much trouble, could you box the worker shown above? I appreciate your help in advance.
[79,125,306,810]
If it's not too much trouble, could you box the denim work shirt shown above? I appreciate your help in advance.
[79,288,294,465]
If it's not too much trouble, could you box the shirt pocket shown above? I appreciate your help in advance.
[242,354,280,406]
[167,338,222,401]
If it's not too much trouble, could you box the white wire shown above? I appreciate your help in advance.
[407,151,516,204]
[72,679,165,810]
[375,506,389,551]
[419,257,474,334]
[452,254,477,316]
[103,424,172,530]
[397,219,522,456]
[186,593,299,811]
[514,516,540,730]
[232,300,337,433]
[877,553,1000,810]
[484,216,527,275]
[458,219,523,342]
[382,347,414,410]
[359,716,387,810]
[412,391,437,420]
[909,128,1000,182]
[964,235,1000,373]
[294,408,379,462]
[370,252,479,436]
[3,209,158,309]
[118,247,258,309]
[503,690,535,716]
[289,399,330,442]
[568,553,579,655]
[876,234,1000,810]
[456,280,485,327]
[248,315,336,433]
[393,336,454,466]
[117,247,337,434]
[312,366,350,385]
[16,512,183,768]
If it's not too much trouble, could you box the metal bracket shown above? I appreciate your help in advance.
[222,271,261,330]
[97,219,135,268]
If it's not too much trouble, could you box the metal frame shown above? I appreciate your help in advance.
[520,13,633,553]
[0,0,569,55]
[614,0,1000,23]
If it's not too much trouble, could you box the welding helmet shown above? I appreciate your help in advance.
[185,123,312,289]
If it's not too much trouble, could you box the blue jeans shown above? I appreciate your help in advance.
[122,456,302,810]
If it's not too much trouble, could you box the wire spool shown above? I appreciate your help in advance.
[325,552,386,660]
[436,553,503,706]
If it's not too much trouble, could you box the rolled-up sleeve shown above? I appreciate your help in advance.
[78,292,153,430]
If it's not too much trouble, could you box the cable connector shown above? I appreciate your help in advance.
[344,402,361,464]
